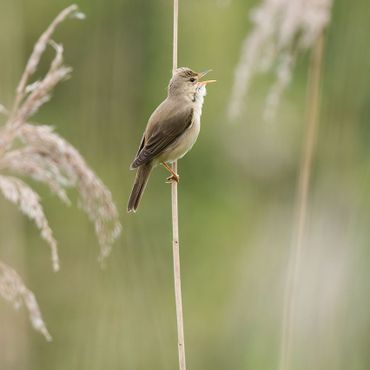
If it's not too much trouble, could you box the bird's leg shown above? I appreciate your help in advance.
[161,162,180,183]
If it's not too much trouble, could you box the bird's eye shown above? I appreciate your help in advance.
[189,78,196,82]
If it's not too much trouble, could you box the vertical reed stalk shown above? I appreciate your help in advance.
[171,1,186,370]
[280,32,325,370]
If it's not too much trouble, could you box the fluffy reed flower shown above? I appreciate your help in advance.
[0,262,52,341]
[0,5,121,338]
[228,0,333,121]
[0,176,59,270]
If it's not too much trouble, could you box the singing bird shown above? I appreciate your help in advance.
[127,67,216,212]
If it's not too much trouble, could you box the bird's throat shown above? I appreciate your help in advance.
[192,85,207,104]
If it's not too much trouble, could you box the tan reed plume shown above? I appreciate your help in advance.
[228,0,332,121]
[0,4,121,339]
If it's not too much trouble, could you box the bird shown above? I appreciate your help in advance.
[127,67,216,213]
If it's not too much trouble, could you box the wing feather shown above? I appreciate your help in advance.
[131,106,193,168]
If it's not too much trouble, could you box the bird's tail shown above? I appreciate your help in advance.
[127,163,153,213]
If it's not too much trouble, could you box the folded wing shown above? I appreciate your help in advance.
[131,106,193,168]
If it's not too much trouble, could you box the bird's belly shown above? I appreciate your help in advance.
[159,119,201,163]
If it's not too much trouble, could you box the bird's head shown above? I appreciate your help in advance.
[168,67,216,101]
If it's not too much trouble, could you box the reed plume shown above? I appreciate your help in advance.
[228,0,332,121]
[0,4,121,339]
[0,261,52,341]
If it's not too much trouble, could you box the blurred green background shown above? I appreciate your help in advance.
[1,0,370,369]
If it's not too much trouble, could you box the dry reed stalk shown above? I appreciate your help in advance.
[228,1,332,367]
[280,32,325,370]
[0,5,121,339]
[171,1,186,370]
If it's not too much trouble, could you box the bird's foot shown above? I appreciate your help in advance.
[166,173,180,184]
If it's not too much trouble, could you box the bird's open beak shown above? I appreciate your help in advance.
[197,69,217,85]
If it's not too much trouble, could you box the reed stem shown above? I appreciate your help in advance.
[279,32,325,370]
[171,1,186,370]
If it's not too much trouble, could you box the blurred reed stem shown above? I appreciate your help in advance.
[280,31,326,370]
[171,1,186,370]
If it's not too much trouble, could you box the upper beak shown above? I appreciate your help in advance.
[197,69,217,85]
[198,69,212,79]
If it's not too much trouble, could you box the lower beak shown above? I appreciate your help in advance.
[197,79,217,86]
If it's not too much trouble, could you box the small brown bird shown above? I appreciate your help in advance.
[127,67,216,212]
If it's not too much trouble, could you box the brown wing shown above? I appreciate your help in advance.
[131,106,193,168]
[135,134,145,157]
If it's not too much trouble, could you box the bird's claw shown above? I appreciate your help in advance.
[166,174,180,184]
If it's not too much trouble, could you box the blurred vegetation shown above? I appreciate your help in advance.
[0,0,370,369]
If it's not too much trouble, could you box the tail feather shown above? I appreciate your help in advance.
[127,163,153,213]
